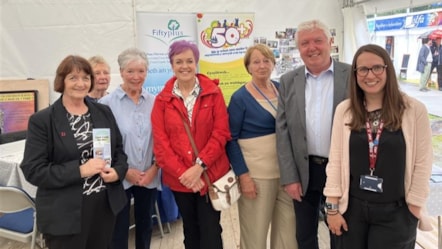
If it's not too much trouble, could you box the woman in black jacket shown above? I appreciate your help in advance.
[21,55,128,249]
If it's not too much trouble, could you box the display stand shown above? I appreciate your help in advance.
[400,54,410,80]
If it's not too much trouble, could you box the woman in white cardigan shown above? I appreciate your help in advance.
[323,44,433,249]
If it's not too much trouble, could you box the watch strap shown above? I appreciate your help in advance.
[196,157,207,170]
[325,202,339,210]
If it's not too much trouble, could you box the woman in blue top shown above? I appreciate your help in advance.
[99,48,161,249]
[226,44,297,249]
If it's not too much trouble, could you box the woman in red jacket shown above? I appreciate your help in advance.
[151,40,231,249]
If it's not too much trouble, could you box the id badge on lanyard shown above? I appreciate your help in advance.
[359,119,384,193]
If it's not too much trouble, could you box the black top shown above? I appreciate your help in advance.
[85,95,99,102]
[349,126,406,203]
[20,97,128,235]
[66,112,106,195]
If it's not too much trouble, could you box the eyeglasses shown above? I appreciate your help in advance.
[354,64,387,77]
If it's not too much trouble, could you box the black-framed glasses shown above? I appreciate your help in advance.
[354,64,387,76]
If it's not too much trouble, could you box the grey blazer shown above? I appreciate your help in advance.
[276,60,351,195]
[416,45,430,73]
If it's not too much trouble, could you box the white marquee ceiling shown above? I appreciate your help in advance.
[361,0,439,14]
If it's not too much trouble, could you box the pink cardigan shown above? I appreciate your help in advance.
[324,94,433,231]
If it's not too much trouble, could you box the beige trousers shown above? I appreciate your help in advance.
[238,178,298,249]
[419,63,432,89]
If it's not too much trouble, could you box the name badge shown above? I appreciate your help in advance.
[359,175,383,193]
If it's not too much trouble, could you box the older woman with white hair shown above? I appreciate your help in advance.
[86,55,111,101]
[100,47,160,249]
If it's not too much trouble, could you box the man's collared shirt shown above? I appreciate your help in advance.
[304,60,334,158]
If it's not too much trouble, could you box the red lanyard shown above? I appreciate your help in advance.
[365,119,384,175]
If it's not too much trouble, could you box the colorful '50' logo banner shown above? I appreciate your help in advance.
[197,13,254,104]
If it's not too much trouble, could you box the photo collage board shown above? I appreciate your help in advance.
[254,27,339,77]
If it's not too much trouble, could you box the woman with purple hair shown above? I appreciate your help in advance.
[152,40,231,249]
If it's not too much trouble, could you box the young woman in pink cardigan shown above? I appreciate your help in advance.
[324,44,433,249]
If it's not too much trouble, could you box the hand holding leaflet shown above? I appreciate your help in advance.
[93,128,112,168]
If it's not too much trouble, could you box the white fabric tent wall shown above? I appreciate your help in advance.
[342,5,370,64]
[362,0,438,15]
[1,0,432,103]
[1,0,344,102]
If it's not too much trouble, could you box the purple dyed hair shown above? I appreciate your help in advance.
[168,40,200,65]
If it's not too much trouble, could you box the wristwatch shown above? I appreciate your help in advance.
[195,157,207,171]
[325,202,339,211]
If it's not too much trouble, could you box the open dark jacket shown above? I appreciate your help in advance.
[20,97,128,236]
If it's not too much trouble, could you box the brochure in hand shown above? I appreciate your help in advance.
[93,128,111,168]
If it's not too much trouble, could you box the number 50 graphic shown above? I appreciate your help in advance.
[210,27,241,48]
[200,18,253,48]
